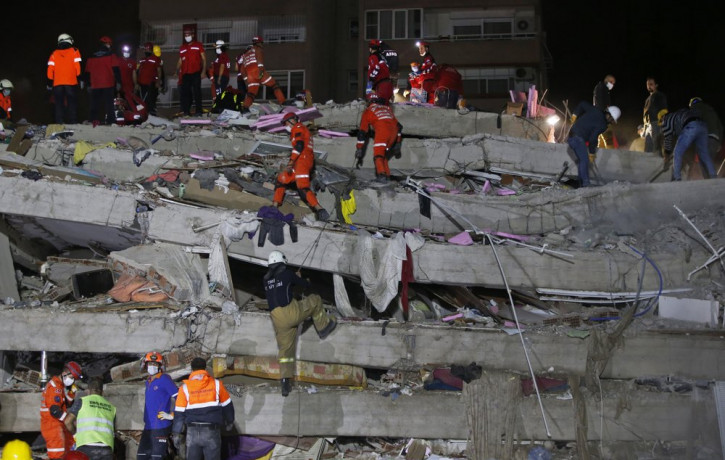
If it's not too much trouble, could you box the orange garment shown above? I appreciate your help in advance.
[357,103,401,177]
[0,93,11,120]
[241,45,285,107]
[47,48,82,86]
[174,370,232,423]
[274,122,319,207]
[40,375,76,459]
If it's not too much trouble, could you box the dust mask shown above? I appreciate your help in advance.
[63,376,75,386]
[184,35,192,43]
[411,66,419,73]
[285,126,292,133]
[606,82,614,90]
[216,48,222,55]
[147,364,159,376]
[123,52,131,58]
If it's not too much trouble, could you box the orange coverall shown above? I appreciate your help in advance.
[357,102,401,177]
[40,375,76,459]
[241,44,285,108]
[274,121,319,207]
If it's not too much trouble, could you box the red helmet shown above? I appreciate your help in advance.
[64,361,82,379]
[281,112,299,124]
[143,42,153,53]
[100,36,112,45]
[66,451,90,460]
[416,41,430,48]
[369,39,381,49]
[252,36,263,45]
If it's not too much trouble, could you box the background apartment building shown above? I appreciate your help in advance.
[139,0,546,111]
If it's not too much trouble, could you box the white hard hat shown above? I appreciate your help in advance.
[215,40,225,48]
[0,79,13,90]
[58,33,73,45]
[268,250,286,265]
[607,106,621,123]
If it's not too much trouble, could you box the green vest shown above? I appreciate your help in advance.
[75,394,116,449]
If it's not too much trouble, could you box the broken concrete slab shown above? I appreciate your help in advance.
[0,232,19,301]
[657,295,720,327]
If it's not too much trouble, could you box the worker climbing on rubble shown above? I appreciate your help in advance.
[416,41,437,104]
[136,43,163,116]
[2,440,32,460]
[0,79,13,122]
[658,106,718,181]
[40,361,82,460]
[138,352,178,460]
[567,101,620,187]
[47,33,82,124]
[64,377,116,460]
[176,26,206,116]
[688,97,723,167]
[240,36,286,111]
[273,112,330,221]
[366,40,393,103]
[355,92,403,183]
[263,250,337,397]
[172,357,235,460]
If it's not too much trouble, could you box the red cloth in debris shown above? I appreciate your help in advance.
[521,377,568,396]
[400,245,414,318]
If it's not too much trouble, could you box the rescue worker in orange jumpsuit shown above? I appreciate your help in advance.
[47,33,82,124]
[274,112,330,221]
[137,43,163,116]
[176,26,206,116]
[40,361,82,460]
[210,40,231,101]
[119,44,137,100]
[355,94,403,183]
[240,36,286,110]
[367,40,393,103]
[0,79,13,122]
[171,357,234,460]
[416,41,437,104]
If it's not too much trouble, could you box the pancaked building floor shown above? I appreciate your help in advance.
[0,101,724,459]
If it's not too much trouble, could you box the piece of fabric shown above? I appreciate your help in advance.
[257,218,285,247]
[130,281,169,303]
[219,211,259,245]
[400,245,415,316]
[358,230,407,312]
[340,190,357,224]
[108,274,148,302]
[448,231,473,246]
[73,140,116,165]
[333,273,356,317]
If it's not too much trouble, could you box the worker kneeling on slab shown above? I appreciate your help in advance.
[263,250,337,397]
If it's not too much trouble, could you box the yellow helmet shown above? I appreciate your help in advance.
[153,45,162,57]
[2,440,32,460]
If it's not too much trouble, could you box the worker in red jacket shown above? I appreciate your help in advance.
[84,36,121,125]
[40,361,82,460]
[355,94,402,183]
[136,43,163,116]
[416,41,437,104]
[274,112,329,221]
[176,26,207,116]
[240,36,286,110]
[47,33,82,124]
[118,44,136,100]
[210,40,231,101]
[0,79,13,122]
[366,40,392,103]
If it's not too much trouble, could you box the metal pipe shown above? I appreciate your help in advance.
[40,351,48,386]
[674,204,725,272]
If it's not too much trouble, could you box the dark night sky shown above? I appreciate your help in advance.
[4,1,725,132]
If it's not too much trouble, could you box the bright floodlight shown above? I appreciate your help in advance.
[546,114,560,126]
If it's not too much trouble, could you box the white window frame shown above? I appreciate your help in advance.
[365,8,422,40]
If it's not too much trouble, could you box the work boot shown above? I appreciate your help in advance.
[316,208,330,221]
[280,378,292,397]
[317,317,337,340]
[373,175,389,184]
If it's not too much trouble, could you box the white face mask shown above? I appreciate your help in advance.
[606,82,614,90]
[184,35,192,43]
[63,376,75,386]
[123,52,131,58]
[147,364,159,376]
[411,67,419,73]
[285,126,292,133]
[216,48,222,55]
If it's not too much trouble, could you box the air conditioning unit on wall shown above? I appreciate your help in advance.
[515,68,535,81]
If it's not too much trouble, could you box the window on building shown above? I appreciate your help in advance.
[260,70,305,100]
[348,70,359,93]
[365,8,422,39]
[460,67,530,96]
[204,31,230,45]
[483,18,513,39]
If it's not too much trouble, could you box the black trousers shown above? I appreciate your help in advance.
[52,85,78,124]
[180,71,202,115]
[137,427,171,460]
[90,87,115,124]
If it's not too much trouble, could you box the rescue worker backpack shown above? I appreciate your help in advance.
[380,46,399,73]
[212,87,243,114]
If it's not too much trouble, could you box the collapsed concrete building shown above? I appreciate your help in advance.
[1,102,724,459]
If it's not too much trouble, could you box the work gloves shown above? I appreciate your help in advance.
[354,149,364,168]
[157,411,174,420]
[49,405,64,419]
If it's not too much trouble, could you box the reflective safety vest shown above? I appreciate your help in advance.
[75,394,116,449]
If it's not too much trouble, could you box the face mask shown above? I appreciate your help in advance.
[606,82,614,90]
[185,35,192,43]
[216,48,222,55]
[285,126,292,133]
[147,364,159,376]
[123,52,131,58]
[411,67,419,73]
[63,376,75,386]
[2,90,9,97]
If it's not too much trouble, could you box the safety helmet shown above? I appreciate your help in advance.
[0,79,13,91]
[100,36,112,45]
[1,440,32,460]
[64,361,82,379]
[657,108,669,125]
[416,41,430,48]
[689,97,702,107]
[143,42,153,53]
[65,452,89,460]
[252,36,263,45]
[281,112,298,125]
[268,250,287,265]
[606,106,621,123]
[57,33,74,46]
[141,351,165,371]
[153,45,162,57]
[122,44,131,53]
[410,61,419,68]
[369,39,381,49]
[215,40,225,49]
